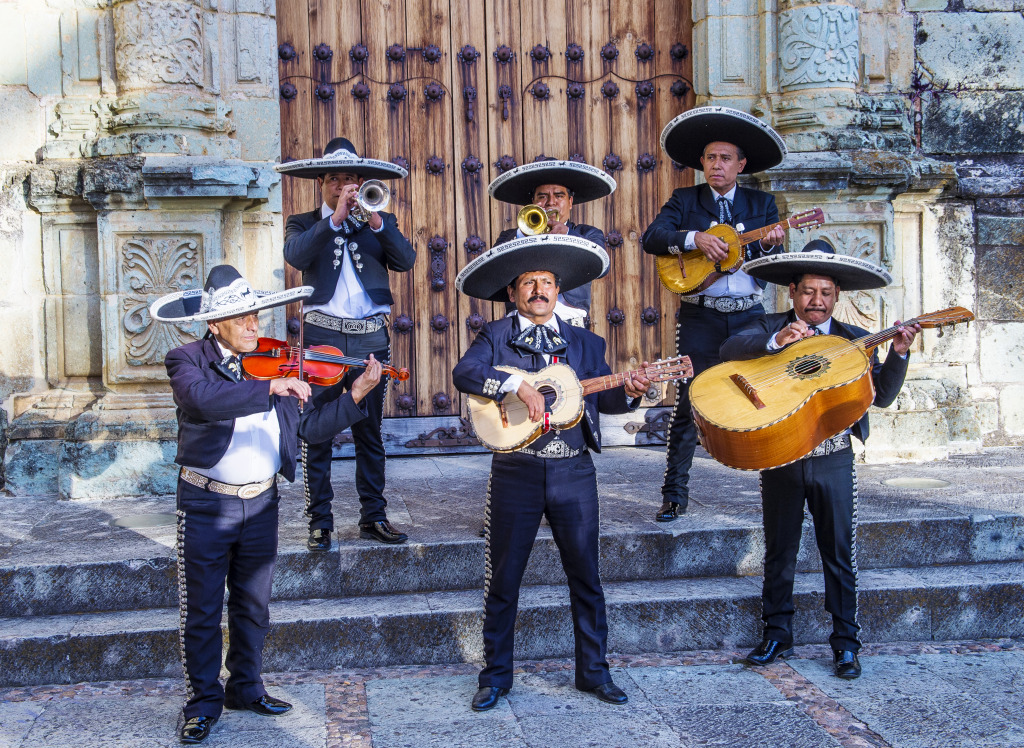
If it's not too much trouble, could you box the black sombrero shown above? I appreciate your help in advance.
[150,265,313,323]
[456,235,609,302]
[743,239,892,291]
[660,106,786,174]
[274,137,408,181]
[488,158,616,205]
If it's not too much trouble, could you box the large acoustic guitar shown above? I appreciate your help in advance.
[468,357,693,452]
[656,208,825,294]
[689,307,975,471]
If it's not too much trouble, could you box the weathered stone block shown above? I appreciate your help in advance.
[1000,385,1024,435]
[978,247,1024,321]
[864,410,951,464]
[963,0,1024,10]
[228,98,282,161]
[906,0,947,9]
[923,93,1024,156]
[918,12,1024,89]
[980,323,1024,382]
[978,216,1024,246]
[3,440,60,497]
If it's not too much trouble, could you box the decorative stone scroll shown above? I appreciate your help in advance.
[112,0,205,90]
[779,5,859,91]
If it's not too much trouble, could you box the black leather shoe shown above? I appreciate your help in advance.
[586,681,628,705]
[224,693,293,716]
[178,715,217,744]
[655,501,686,522]
[359,519,408,544]
[833,650,862,679]
[471,686,509,711]
[742,639,794,666]
[307,528,331,552]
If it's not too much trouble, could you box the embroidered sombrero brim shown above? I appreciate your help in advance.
[744,252,892,291]
[275,152,408,180]
[488,160,617,205]
[660,106,786,174]
[150,284,314,323]
[456,235,609,302]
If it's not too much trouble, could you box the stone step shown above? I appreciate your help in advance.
[4,512,1023,618]
[1,561,1021,688]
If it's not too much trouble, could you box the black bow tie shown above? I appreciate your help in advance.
[217,354,243,382]
[511,324,568,357]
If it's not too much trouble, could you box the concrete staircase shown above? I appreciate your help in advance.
[1,448,1022,687]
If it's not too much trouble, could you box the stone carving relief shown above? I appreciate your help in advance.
[113,0,204,90]
[120,235,203,367]
[779,5,859,90]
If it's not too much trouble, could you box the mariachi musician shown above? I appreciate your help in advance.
[276,137,415,550]
[452,235,651,711]
[489,156,616,327]
[151,265,381,744]
[720,241,920,679]
[641,107,787,523]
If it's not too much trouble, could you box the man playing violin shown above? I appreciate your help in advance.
[452,236,649,711]
[279,136,415,549]
[642,108,788,523]
[720,241,920,680]
[151,265,381,744]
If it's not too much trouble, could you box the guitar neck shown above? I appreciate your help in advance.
[853,307,974,352]
[737,216,801,247]
[581,367,647,396]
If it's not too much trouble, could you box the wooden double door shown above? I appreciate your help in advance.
[276,0,693,427]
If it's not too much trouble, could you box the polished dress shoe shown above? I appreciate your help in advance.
[742,639,794,666]
[471,686,509,711]
[586,681,628,705]
[359,519,408,544]
[655,501,685,522]
[833,650,862,679]
[224,693,293,716]
[307,528,331,552]
[178,715,217,744]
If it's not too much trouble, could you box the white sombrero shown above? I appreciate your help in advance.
[149,265,313,323]
[744,239,892,291]
[488,157,616,205]
[660,106,786,174]
[274,136,408,181]
[456,235,609,302]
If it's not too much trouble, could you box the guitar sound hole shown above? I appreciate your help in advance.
[786,353,831,380]
[538,385,559,411]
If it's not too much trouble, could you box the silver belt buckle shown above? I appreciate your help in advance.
[237,482,266,499]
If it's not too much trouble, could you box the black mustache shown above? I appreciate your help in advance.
[528,295,549,303]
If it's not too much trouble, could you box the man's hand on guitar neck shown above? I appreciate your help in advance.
[892,320,922,356]
[517,381,547,422]
[624,363,652,399]
[759,225,785,251]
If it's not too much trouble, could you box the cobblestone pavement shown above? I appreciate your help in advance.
[2,638,1022,748]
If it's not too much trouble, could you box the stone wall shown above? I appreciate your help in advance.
[0,0,284,496]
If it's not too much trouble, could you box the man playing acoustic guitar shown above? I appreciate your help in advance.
[452,235,650,711]
[719,240,921,679]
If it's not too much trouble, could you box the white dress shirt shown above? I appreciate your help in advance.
[185,340,282,484]
[683,184,763,299]
[306,203,390,319]
[499,313,562,394]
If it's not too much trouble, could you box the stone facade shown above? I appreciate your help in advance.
[0,0,1021,497]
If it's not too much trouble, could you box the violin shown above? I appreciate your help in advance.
[241,337,410,386]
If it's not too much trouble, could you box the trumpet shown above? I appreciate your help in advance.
[516,204,560,235]
[349,179,391,222]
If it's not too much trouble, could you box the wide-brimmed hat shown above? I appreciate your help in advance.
[149,265,313,323]
[274,136,408,181]
[660,106,786,174]
[456,235,609,302]
[743,239,892,291]
[488,158,616,205]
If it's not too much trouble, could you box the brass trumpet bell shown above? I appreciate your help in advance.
[350,179,391,222]
[516,204,559,235]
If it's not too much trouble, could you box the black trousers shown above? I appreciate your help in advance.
[176,479,278,719]
[302,324,390,528]
[760,446,861,651]
[662,301,765,504]
[480,451,611,690]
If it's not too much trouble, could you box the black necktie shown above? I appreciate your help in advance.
[717,196,733,226]
[510,324,568,358]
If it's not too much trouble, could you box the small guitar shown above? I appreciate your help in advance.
[656,208,825,294]
[468,356,693,452]
[689,307,975,471]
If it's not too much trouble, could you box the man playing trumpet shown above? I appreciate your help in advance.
[490,156,616,327]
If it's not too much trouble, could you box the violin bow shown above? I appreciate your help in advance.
[297,300,305,410]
